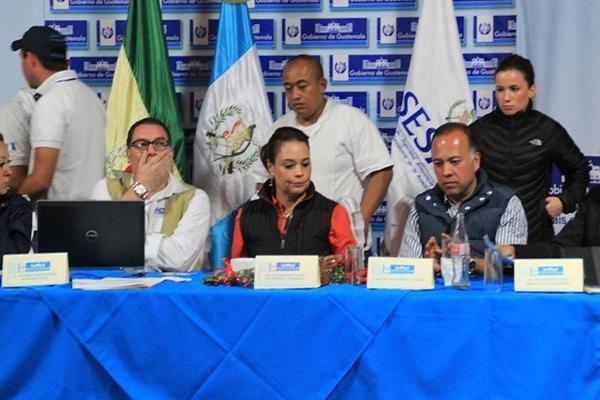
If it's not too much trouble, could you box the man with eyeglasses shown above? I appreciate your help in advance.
[91,117,210,272]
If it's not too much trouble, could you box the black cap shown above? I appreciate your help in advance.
[11,26,67,60]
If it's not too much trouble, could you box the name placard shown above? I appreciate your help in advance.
[254,255,320,289]
[514,258,583,292]
[367,257,434,290]
[2,253,69,288]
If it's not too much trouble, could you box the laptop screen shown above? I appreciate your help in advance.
[560,247,600,287]
[37,200,145,268]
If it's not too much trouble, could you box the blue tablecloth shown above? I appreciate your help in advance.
[1,272,599,399]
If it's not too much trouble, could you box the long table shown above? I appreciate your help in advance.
[1,272,599,399]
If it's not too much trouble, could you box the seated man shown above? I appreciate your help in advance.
[399,122,528,272]
[0,133,32,267]
[91,118,210,272]
[501,186,600,258]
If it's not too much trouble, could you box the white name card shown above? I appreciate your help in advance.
[367,257,434,290]
[2,252,69,288]
[254,255,320,289]
[514,258,583,292]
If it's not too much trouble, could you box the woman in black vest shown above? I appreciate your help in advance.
[470,54,588,244]
[0,133,32,267]
[230,127,356,257]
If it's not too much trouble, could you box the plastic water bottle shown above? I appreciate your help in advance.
[450,213,470,288]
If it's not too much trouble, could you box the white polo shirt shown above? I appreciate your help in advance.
[0,89,36,166]
[30,69,106,200]
[268,99,393,206]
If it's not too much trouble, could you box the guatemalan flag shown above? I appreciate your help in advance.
[384,0,476,255]
[193,0,272,269]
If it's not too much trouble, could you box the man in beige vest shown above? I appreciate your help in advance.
[91,117,210,271]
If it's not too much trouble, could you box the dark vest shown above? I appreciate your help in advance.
[415,170,515,257]
[240,182,336,257]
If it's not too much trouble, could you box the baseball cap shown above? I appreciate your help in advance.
[11,26,67,60]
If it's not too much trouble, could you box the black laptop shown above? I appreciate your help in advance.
[560,247,600,287]
[37,201,145,268]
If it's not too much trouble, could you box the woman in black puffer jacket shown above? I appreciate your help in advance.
[470,54,589,244]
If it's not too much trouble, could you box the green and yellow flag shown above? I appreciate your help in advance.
[105,0,185,177]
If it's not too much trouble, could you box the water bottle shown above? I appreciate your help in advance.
[449,213,470,288]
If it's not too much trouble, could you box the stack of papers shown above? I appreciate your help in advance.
[72,276,191,290]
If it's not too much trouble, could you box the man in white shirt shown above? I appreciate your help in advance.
[11,26,105,200]
[267,55,393,246]
[91,118,210,272]
[0,88,36,189]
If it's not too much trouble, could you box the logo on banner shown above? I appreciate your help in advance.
[379,16,465,47]
[45,20,88,49]
[171,56,212,85]
[287,25,300,38]
[70,57,117,85]
[382,24,395,37]
[474,15,517,46]
[252,0,321,11]
[102,26,114,39]
[377,91,403,120]
[464,53,508,83]
[195,26,207,38]
[331,54,409,84]
[283,18,367,47]
[330,0,416,10]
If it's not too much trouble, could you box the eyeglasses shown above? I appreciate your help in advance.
[129,138,171,151]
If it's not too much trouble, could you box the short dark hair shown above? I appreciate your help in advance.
[284,54,324,80]
[126,117,171,147]
[36,53,68,72]
[260,126,309,169]
[432,122,479,155]
[0,133,4,142]
[496,54,535,87]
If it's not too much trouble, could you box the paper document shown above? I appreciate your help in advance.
[72,276,191,290]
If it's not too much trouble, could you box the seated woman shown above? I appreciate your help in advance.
[0,133,32,266]
[231,126,356,257]
[501,186,600,258]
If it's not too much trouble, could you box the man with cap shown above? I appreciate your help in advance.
[11,26,105,200]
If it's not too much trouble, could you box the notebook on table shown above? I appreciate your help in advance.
[37,200,145,269]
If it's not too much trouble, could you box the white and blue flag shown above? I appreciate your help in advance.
[193,0,272,268]
[384,0,475,255]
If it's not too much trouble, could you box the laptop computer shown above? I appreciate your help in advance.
[37,200,145,268]
[560,247,600,287]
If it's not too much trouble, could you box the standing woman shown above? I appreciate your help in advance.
[470,54,589,243]
[231,126,356,257]
[0,133,32,266]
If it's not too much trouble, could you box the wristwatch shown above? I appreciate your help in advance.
[131,181,149,200]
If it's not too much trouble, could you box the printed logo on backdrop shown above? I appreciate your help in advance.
[378,16,465,47]
[373,127,395,225]
[188,89,207,124]
[205,104,260,175]
[329,0,415,11]
[97,20,181,49]
[282,18,368,47]
[249,0,321,11]
[472,89,496,117]
[464,53,510,83]
[377,90,403,120]
[587,156,600,187]
[259,55,321,84]
[190,18,274,49]
[282,91,367,116]
[473,15,516,45]
[70,57,117,85]
[453,0,514,8]
[329,54,410,84]
[45,20,88,49]
[50,0,129,12]
[160,0,221,11]
[170,56,212,85]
